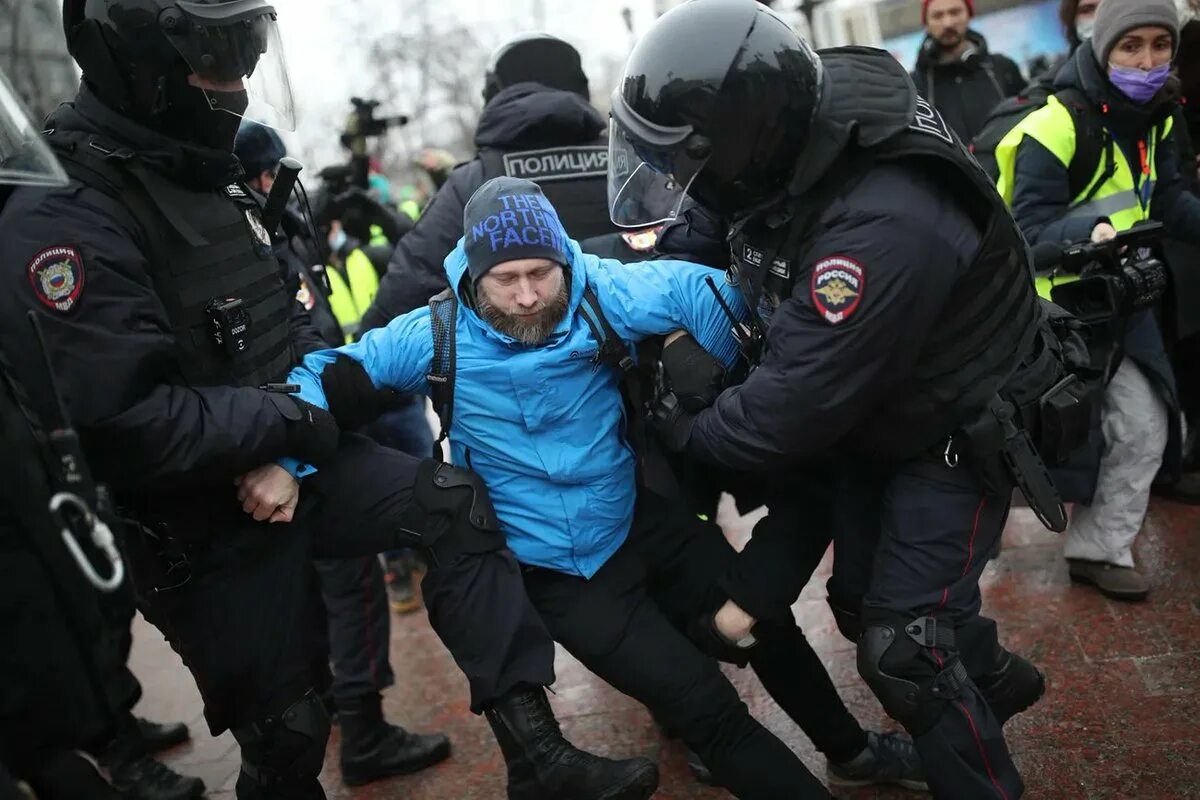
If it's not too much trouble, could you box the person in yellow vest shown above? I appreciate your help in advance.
[326,221,389,343]
[996,0,1200,601]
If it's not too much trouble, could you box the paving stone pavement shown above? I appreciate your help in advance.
[129,496,1200,799]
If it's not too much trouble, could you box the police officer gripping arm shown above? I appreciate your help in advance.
[610,2,1081,797]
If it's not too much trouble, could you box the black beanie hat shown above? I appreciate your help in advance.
[482,34,590,103]
[234,121,286,179]
[463,177,569,282]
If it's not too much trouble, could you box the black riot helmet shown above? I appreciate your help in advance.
[62,0,295,148]
[608,0,822,226]
[483,33,590,104]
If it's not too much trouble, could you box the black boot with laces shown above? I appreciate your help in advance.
[485,685,659,800]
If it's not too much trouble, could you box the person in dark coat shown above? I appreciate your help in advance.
[912,0,1027,142]
[359,33,613,332]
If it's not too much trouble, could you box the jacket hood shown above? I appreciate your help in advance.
[48,86,243,190]
[442,218,588,349]
[915,29,990,70]
[1055,40,1178,137]
[474,83,605,150]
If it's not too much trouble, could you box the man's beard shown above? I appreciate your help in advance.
[477,280,570,345]
[937,28,965,50]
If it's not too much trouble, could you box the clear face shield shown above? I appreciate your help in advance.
[607,91,709,228]
[163,1,296,131]
[0,69,68,187]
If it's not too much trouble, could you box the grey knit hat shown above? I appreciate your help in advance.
[1092,0,1180,66]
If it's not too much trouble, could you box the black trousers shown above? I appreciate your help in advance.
[310,557,394,702]
[523,499,832,800]
[832,460,1021,800]
[125,433,554,734]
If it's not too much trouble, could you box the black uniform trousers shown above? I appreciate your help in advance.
[125,433,555,735]
[308,398,435,705]
[833,459,1021,800]
[522,497,832,800]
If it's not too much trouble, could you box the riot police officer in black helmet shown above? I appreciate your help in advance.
[615,1,1088,797]
[0,2,662,800]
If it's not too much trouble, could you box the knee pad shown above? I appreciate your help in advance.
[408,460,505,564]
[232,690,330,793]
[856,614,969,736]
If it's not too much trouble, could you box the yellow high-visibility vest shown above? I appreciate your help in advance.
[326,248,381,343]
[995,95,1170,299]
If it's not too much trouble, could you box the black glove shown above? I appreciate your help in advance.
[648,391,695,453]
[661,333,726,412]
[271,395,340,466]
[321,354,400,430]
[686,611,757,667]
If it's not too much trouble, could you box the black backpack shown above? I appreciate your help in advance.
[970,83,1115,203]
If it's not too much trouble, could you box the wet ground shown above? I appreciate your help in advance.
[129,496,1200,799]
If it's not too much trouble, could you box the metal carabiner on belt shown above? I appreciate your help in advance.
[943,437,960,469]
[50,492,125,592]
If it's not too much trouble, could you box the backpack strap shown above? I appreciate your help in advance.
[578,286,635,374]
[1056,87,1116,206]
[426,288,458,461]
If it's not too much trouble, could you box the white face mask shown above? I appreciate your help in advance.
[328,227,347,253]
[1076,18,1096,41]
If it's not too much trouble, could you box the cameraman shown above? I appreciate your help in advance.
[997,0,1200,600]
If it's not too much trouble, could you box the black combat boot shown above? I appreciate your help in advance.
[485,686,659,800]
[977,650,1046,725]
[100,716,204,800]
[338,692,451,787]
[133,717,191,754]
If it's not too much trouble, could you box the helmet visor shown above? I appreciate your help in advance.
[0,69,67,187]
[164,2,296,131]
[607,92,709,228]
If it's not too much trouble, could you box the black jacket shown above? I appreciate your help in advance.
[912,30,1026,143]
[359,83,607,332]
[0,89,324,494]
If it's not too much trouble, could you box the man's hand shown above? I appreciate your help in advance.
[235,464,300,523]
[1091,222,1117,243]
[648,391,695,452]
[686,599,760,667]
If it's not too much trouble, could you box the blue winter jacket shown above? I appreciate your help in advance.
[287,234,744,578]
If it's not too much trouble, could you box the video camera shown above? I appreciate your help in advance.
[339,97,409,189]
[1032,222,1169,325]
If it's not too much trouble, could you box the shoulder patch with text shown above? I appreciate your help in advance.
[810,256,865,325]
[28,245,85,313]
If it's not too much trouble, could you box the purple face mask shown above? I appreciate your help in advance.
[1108,63,1172,104]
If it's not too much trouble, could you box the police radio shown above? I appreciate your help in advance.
[206,297,251,356]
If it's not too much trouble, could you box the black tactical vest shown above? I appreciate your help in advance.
[732,50,1052,460]
[479,140,614,240]
[46,131,294,390]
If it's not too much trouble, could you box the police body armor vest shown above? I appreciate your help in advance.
[46,131,294,389]
[735,48,1052,461]
[479,140,614,241]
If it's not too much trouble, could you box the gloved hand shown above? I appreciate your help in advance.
[661,332,726,412]
[274,395,340,466]
[686,611,756,667]
[649,391,695,453]
[321,354,400,430]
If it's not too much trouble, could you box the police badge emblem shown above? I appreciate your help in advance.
[27,245,85,312]
[810,255,865,325]
[245,209,272,247]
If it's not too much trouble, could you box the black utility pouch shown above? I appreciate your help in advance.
[1037,374,1094,466]
[956,407,1012,496]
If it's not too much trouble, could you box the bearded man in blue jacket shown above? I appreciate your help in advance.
[276,178,920,799]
